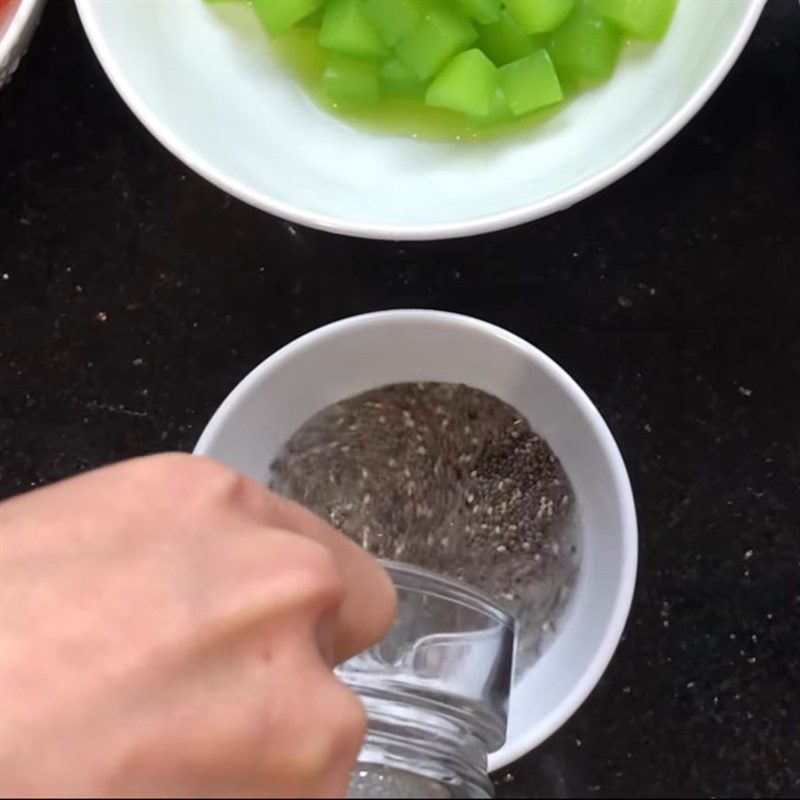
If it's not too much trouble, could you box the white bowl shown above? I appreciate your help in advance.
[74,0,765,240]
[0,0,46,89]
[194,310,638,770]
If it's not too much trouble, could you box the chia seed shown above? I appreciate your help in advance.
[270,382,579,671]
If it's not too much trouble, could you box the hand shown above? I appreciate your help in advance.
[0,453,396,798]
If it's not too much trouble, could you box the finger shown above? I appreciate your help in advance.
[231,473,397,664]
[257,635,367,798]
[4,453,396,664]
[175,525,344,669]
[111,629,365,799]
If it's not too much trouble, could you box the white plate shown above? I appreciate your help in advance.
[74,0,765,239]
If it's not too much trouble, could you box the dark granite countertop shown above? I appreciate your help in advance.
[1,1,798,797]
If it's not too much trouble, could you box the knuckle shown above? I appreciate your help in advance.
[290,539,346,610]
[299,538,341,585]
[241,534,344,621]
[187,459,282,522]
[124,455,258,536]
[276,681,366,789]
[126,452,237,491]
[156,454,254,512]
[328,681,369,752]
[180,454,243,494]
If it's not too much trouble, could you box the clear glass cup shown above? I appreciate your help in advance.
[338,561,516,799]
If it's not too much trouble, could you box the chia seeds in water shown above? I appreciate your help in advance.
[270,382,578,669]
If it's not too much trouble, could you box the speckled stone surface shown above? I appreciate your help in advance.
[1,1,798,797]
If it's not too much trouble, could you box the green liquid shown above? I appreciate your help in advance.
[272,25,559,142]
[206,0,674,143]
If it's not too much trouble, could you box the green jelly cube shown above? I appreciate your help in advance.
[363,0,425,47]
[590,0,678,41]
[300,6,325,27]
[379,58,425,94]
[252,0,322,36]
[425,48,497,117]
[474,85,512,124]
[477,10,539,65]
[323,54,381,105]
[319,0,389,59]
[548,8,621,87]
[457,0,502,24]
[498,49,562,115]
[395,4,478,80]
[504,0,574,33]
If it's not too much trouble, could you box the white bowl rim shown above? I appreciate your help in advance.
[0,0,44,66]
[193,309,639,769]
[74,0,766,240]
